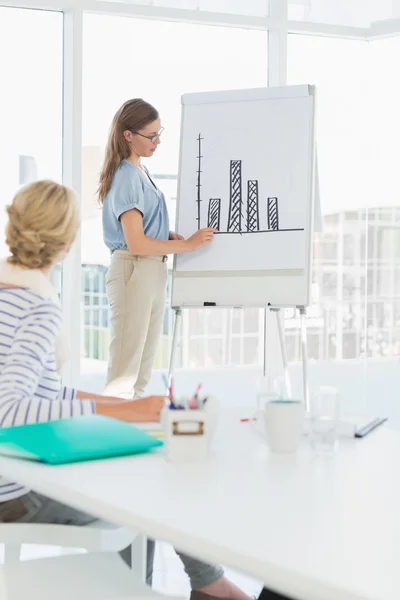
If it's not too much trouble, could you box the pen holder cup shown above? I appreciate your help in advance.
[162,408,210,463]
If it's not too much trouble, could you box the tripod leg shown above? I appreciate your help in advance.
[299,306,310,411]
[273,308,292,399]
[168,308,183,384]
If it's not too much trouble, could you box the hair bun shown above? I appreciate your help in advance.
[5,180,79,270]
[22,230,45,249]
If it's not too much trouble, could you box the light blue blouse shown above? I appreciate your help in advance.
[102,160,170,251]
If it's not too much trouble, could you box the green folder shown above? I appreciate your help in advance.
[0,415,163,465]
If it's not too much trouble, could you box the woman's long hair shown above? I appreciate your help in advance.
[98,99,159,204]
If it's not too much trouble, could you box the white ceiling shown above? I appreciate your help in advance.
[95,0,400,36]
[288,0,397,28]
[3,0,400,37]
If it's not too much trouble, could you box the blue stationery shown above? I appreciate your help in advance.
[0,415,163,465]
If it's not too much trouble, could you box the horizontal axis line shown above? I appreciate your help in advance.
[214,228,304,235]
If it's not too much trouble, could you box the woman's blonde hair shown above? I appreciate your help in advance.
[98,98,159,204]
[5,180,79,270]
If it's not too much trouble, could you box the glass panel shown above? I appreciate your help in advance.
[82,14,267,384]
[0,8,63,266]
[288,34,400,418]
[287,35,369,366]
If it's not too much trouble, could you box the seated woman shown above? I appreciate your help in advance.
[0,180,251,600]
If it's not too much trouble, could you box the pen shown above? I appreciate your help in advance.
[190,384,202,409]
[355,417,387,438]
[162,373,169,395]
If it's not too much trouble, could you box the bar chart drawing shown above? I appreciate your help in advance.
[267,197,279,230]
[227,160,243,233]
[247,180,259,232]
[196,134,304,236]
[208,198,221,230]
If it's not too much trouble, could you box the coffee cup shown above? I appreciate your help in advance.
[253,400,304,453]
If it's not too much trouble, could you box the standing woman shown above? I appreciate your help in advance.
[99,100,251,600]
[99,98,215,399]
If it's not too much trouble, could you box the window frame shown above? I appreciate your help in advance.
[2,0,383,383]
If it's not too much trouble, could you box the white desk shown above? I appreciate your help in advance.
[0,411,397,600]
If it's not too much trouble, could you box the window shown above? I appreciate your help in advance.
[287,35,369,362]
[81,15,267,381]
[287,34,400,367]
[0,7,63,259]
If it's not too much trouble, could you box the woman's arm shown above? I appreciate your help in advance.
[76,390,165,422]
[0,302,164,426]
[121,209,216,256]
[0,303,94,427]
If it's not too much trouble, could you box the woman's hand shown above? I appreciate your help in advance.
[169,231,184,241]
[96,395,166,423]
[185,228,217,251]
[129,396,166,422]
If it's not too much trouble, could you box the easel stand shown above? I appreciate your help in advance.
[168,308,183,382]
[168,305,310,412]
[264,306,309,412]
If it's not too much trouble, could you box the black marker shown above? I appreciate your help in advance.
[355,417,387,438]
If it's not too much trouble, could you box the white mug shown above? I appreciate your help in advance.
[253,400,305,453]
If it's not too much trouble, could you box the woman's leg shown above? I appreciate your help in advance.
[0,492,96,526]
[176,551,251,600]
[104,252,153,399]
[133,258,168,399]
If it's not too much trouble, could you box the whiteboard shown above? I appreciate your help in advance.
[172,85,316,308]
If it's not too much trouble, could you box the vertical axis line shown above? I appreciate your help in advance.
[196,133,203,230]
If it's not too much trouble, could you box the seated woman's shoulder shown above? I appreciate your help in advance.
[0,287,62,327]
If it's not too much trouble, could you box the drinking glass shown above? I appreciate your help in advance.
[309,386,339,454]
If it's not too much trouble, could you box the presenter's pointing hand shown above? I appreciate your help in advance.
[185,228,217,252]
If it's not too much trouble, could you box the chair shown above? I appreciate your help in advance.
[0,551,184,600]
[0,521,147,580]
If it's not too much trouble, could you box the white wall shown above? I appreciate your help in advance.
[80,358,400,429]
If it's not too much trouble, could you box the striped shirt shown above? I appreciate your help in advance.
[0,287,95,502]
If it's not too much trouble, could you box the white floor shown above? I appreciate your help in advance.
[2,542,261,598]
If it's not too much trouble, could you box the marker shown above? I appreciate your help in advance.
[355,417,387,438]
[162,373,169,395]
[190,384,202,409]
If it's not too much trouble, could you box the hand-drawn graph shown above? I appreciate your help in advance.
[247,180,259,232]
[267,197,279,230]
[198,133,304,235]
[227,160,243,233]
[208,198,221,230]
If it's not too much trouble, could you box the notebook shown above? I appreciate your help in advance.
[0,415,163,465]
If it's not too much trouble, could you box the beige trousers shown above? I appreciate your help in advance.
[104,250,168,399]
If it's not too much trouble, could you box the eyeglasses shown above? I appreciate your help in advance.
[132,127,164,144]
